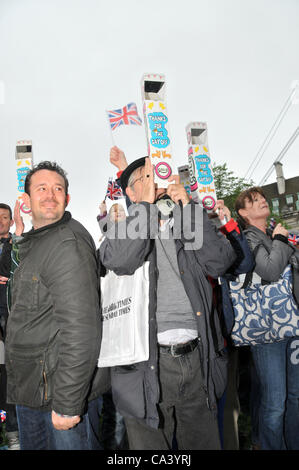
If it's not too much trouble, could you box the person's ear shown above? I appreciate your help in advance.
[65,194,70,207]
[126,186,136,203]
[238,208,250,225]
[21,192,31,210]
[238,208,247,219]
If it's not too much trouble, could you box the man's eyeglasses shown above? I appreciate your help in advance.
[130,175,144,187]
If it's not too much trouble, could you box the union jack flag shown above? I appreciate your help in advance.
[0,410,6,422]
[269,217,276,230]
[105,178,123,200]
[107,102,142,131]
[288,233,299,246]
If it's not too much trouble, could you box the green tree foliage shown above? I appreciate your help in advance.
[212,163,254,214]
[268,210,290,229]
[212,163,289,228]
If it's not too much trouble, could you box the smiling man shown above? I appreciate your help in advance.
[5,161,106,450]
[23,167,70,229]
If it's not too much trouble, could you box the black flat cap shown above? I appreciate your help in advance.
[119,157,146,192]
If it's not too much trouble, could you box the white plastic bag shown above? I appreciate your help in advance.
[98,262,150,367]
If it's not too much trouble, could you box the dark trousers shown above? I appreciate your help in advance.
[88,391,128,450]
[124,345,220,450]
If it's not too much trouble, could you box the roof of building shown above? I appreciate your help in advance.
[262,176,299,199]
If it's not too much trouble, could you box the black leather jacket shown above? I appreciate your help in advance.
[5,212,107,416]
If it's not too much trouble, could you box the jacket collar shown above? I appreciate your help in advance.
[23,211,71,239]
[0,232,12,244]
[245,224,270,238]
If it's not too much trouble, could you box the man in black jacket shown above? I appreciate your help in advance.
[0,204,14,333]
[0,203,21,449]
[99,157,238,449]
[5,162,106,450]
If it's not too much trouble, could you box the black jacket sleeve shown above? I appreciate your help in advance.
[41,229,101,416]
[0,240,12,278]
[178,203,237,278]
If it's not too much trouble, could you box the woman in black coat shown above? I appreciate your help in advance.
[235,186,299,450]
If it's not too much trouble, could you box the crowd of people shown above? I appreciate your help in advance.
[0,146,299,451]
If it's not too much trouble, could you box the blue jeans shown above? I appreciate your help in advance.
[16,401,98,450]
[87,395,104,450]
[249,355,260,447]
[251,337,299,450]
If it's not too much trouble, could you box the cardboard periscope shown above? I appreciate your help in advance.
[141,73,175,188]
[15,140,33,218]
[186,122,217,211]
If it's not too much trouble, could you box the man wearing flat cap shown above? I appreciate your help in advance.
[99,156,237,449]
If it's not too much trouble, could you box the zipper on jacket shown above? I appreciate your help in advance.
[43,370,48,401]
[206,396,210,409]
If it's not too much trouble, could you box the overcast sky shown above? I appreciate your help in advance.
[1,0,299,243]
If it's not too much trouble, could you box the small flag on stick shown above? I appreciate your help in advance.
[107,102,142,131]
[105,177,123,201]
[288,233,299,246]
[0,410,6,422]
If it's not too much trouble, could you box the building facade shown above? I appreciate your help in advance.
[261,165,299,231]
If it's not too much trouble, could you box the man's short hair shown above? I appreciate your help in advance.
[24,161,69,195]
[0,203,12,219]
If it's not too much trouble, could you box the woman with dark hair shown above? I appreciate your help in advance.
[235,187,299,450]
